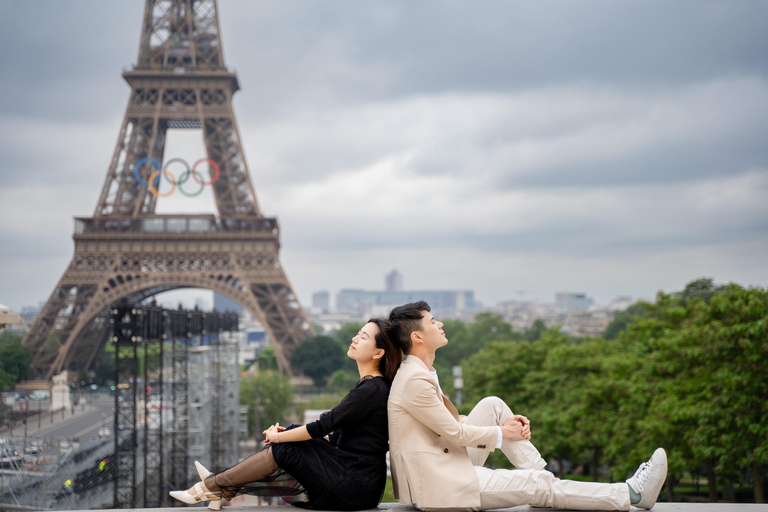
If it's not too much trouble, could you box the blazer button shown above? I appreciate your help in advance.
[443,448,449,453]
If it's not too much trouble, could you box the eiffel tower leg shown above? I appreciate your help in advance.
[22,259,109,380]
[250,282,312,374]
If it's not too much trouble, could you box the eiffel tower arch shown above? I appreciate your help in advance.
[22,0,314,380]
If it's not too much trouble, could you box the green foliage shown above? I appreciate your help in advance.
[0,335,33,389]
[435,313,523,398]
[94,343,116,385]
[332,322,364,347]
[0,331,24,345]
[677,277,727,305]
[332,322,363,373]
[258,344,278,371]
[329,369,360,391]
[291,335,346,387]
[293,391,346,423]
[602,302,648,340]
[240,370,293,436]
[0,368,15,390]
[461,280,768,501]
[523,319,548,342]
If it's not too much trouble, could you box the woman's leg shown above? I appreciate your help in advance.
[204,446,279,500]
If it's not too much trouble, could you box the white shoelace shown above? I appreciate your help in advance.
[632,462,650,491]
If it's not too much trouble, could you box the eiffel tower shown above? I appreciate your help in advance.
[22,0,314,380]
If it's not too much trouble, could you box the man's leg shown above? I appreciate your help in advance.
[464,396,547,470]
[475,467,630,511]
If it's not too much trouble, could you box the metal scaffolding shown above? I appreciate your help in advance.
[168,311,192,499]
[112,304,139,509]
[110,303,238,508]
[143,307,164,508]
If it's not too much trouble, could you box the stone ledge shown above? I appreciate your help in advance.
[35,503,767,512]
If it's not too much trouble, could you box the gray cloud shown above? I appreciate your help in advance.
[1,0,766,310]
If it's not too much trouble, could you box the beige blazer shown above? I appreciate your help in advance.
[388,356,498,509]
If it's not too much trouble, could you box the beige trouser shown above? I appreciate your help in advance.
[464,397,630,511]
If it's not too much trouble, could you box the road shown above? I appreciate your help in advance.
[1,396,115,443]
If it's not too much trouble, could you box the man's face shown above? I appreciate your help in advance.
[417,310,447,351]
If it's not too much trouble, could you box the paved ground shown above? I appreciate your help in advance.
[53,503,768,512]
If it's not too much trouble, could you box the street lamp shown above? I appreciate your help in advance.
[452,366,464,407]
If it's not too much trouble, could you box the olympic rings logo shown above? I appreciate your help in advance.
[133,158,220,197]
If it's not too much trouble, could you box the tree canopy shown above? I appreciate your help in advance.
[291,335,346,387]
[0,331,33,390]
[461,280,767,502]
[240,370,293,437]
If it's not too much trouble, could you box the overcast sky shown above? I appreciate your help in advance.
[1,1,767,312]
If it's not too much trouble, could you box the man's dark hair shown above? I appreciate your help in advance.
[388,301,431,355]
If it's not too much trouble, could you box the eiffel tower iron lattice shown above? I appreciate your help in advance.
[22,0,314,380]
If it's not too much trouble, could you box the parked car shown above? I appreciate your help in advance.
[28,390,50,400]
[98,427,111,437]
[24,441,43,454]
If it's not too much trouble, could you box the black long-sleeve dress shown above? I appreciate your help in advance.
[240,375,390,510]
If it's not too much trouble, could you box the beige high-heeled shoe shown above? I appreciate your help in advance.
[194,461,228,511]
[169,480,221,507]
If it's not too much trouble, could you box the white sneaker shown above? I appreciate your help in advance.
[626,448,667,509]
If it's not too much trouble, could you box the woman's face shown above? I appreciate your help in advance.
[347,322,383,363]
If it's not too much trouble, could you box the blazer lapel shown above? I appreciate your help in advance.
[443,394,460,420]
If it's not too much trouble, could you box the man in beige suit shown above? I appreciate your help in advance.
[387,301,667,511]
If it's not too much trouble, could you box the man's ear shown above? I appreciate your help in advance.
[410,330,422,346]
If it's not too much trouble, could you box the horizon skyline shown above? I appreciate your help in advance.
[2,273,735,315]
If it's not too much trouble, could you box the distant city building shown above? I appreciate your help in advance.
[560,309,613,338]
[214,293,244,314]
[336,289,474,317]
[21,303,43,319]
[496,300,567,331]
[312,291,331,313]
[0,303,20,329]
[306,310,369,334]
[496,295,637,338]
[607,296,635,312]
[385,269,403,292]
[555,292,594,310]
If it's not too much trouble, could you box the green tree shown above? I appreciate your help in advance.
[329,369,360,391]
[240,370,293,437]
[677,277,726,305]
[602,302,648,340]
[291,335,346,387]
[332,322,364,348]
[332,322,364,373]
[606,282,768,502]
[523,319,547,342]
[258,344,278,371]
[435,314,521,398]
[461,279,768,503]
[0,336,33,387]
[0,331,24,345]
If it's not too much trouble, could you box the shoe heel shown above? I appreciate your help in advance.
[208,499,222,510]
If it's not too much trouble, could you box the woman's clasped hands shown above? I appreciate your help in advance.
[263,423,286,444]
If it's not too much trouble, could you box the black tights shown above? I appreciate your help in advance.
[204,446,279,500]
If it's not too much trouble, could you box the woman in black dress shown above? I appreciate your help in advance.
[170,318,401,510]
